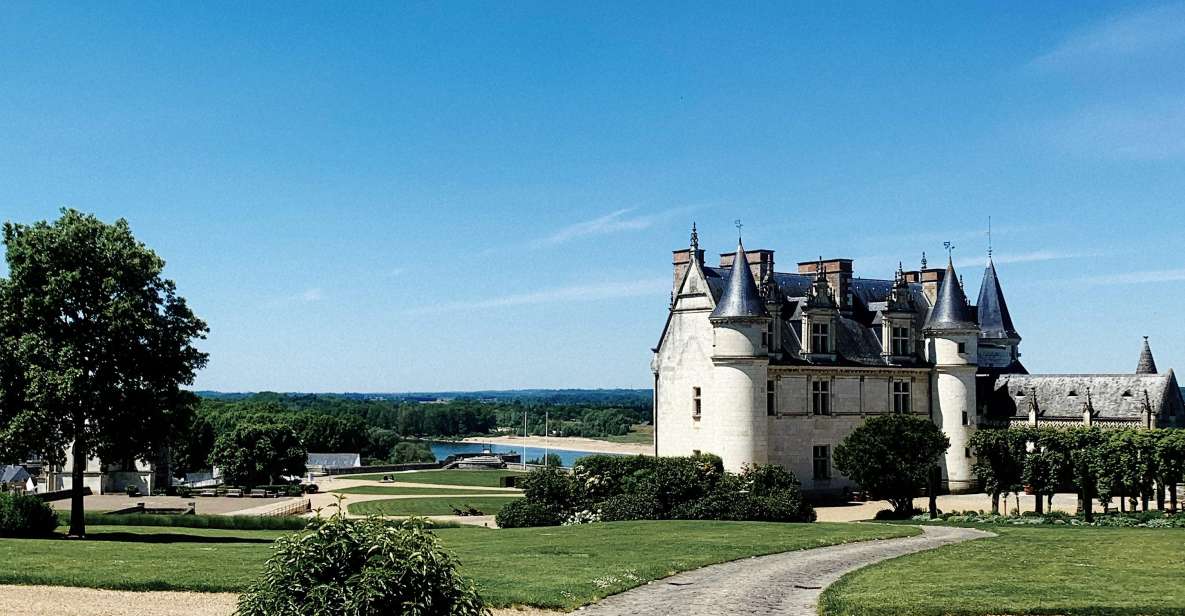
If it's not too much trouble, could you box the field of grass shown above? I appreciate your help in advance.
[331,485,518,496]
[596,423,654,445]
[344,469,527,487]
[821,525,1185,616]
[0,520,915,605]
[347,496,522,516]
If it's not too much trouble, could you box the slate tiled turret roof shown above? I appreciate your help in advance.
[977,259,1019,340]
[1137,337,1158,374]
[709,239,770,321]
[924,259,979,333]
[988,372,1184,426]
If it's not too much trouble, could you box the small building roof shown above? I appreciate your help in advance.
[305,453,362,469]
[0,465,30,484]
[709,238,770,321]
[989,372,1184,424]
[977,259,1019,340]
[1137,337,1158,374]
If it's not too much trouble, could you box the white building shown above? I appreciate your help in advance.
[652,225,1184,495]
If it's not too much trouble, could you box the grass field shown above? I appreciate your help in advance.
[0,520,915,606]
[596,424,654,445]
[332,485,518,496]
[344,469,527,487]
[346,495,522,516]
[821,525,1185,616]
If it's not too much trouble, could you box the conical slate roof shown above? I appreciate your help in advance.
[1137,337,1158,374]
[924,259,979,332]
[710,239,770,320]
[977,259,1019,340]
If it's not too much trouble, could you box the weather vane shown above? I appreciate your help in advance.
[987,215,993,259]
[943,241,955,260]
[734,219,743,239]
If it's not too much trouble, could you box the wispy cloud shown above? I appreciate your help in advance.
[1080,268,1185,285]
[1052,99,1185,161]
[954,250,1097,269]
[300,288,324,302]
[1032,3,1185,68]
[401,278,668,315]
[534,206,698,247]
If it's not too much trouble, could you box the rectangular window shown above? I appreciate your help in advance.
[965,447,971,458]
[813,445,831,480]
[891,326,911,356]
[692,387,702,419]
[892,380,911,413]
[962,411,969,426]
[811,322,830,354]
[766,380,776,416]
[812,379,831,415]
[957,342,967,354]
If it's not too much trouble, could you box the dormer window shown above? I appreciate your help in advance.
[1122,390,1133,397]
[811,322,831,354]
[1068,390,1078,397]
[891,325,911,356]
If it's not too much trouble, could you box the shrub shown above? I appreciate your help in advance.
[125,485,140,497]
[176,486,192,498]
[672,491,815,523]
[0,492,58,537]
[598,493,662,522]
[495,499,562,529]
[874,507,923,521]
[55,511,313,531]
[520,467,579,512]
[237,509,486,616]
[302,483,319,494]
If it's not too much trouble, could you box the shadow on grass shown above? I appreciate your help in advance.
[73,532,275,544]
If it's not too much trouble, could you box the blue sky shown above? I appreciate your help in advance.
[2,2,1183,391]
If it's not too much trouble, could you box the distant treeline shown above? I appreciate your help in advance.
[174,391,653,474]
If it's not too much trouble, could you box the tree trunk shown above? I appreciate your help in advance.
[927,469,938,519]
[68,434,87,538]
[1170,484,1178,514]
[1082,486,1094,523]
[1156,482,1165,512]
[991,492,1000,516]
[1120,493,1126,512]
[1141,492,1149,512]
[1034,492,1044,515]
[1047,493,1054,511]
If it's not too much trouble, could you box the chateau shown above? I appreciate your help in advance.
[652,225,1184,494]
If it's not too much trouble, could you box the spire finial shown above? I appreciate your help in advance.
[690,222,699,252]
[921,251,928,270]
[734,219,743,241]
[943,241,955,264]
[987,216,993,261]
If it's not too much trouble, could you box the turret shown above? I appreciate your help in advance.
[924,257,979,493]
[1137,336,1158,374]
[976,257,1023,371]
[708,237,770,471]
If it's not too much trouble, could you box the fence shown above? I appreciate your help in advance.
[263,498,311,517]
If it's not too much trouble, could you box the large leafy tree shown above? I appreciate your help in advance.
[0,210,208,537]
[1154,430,1185,513]
[970,428,1029,515]
[834,414,949,515]
[209,422,306,486]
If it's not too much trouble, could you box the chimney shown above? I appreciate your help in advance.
[797,258,854,309]
[919,267,946,304]
[719,249,775,289]
[672,248,705,296]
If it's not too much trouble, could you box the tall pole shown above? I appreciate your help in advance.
[522,410,528,470]
[544,411,549,467]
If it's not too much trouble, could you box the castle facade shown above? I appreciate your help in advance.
[651,225,1183,494]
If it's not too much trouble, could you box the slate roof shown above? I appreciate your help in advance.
[977,259,1019,340]
[988,372,1184,424]
[306,453,361,469]
[0,465,30,484]
[924,259,979,333]
[709,240,770,320]
[1137,338,1158,374]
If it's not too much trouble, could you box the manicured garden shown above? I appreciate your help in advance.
[347,496,522,517]
[0,520,915,607]
[345,469,527,487]
[821,525,1185,616]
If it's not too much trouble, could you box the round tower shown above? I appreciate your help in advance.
[923,257,979,493]
[708,237,770,471]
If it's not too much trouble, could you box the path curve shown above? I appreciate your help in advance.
[578,525,993,616]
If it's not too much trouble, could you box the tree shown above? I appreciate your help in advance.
[209,422,306,486]
[834,414,949,515]
[1022,447,1058,515]
[390,440,435,464]
[1154,430,1185,513]
[970,428,1028,515]
[0,210,208,537]
[170,405,217,478]
[1106,429,1158,512]
[1041,427,1105,522]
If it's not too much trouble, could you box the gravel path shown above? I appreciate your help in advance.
[577,525,993,616]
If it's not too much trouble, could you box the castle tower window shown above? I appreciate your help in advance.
[891,326,911,356]
[766,380,776,416]
[812,379,831,415]
[692,387,702,419]
[892,380,911,413]
[957,342,967,354]
[813,445,831,480]
[811,322,831,354]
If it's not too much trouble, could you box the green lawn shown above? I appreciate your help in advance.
[344,469,527,487]
[346,496,522,516]
[332,485,519,496]
[0,520,915,607]
[595,424,654,445]
[822,525,1185,616]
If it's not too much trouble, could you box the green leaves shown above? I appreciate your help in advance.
[833,414,950,514]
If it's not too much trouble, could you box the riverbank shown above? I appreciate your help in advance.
[460,434,651,456]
